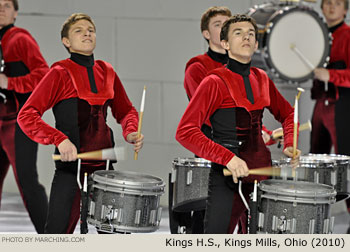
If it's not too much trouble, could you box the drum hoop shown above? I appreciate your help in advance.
[92,170,165,191]
[259,180,337,198]
[261,193,336,204]
[262,5,331,83]
[93,183,164,196]
[172,157,211,168]
[87,218,160,233]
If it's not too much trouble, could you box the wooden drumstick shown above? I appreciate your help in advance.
[134,86,146,160]
[272,120,311,139]
[290,43,315,70]
[52,147,118,161]
[223,166,282,177]
[293,95,298,158]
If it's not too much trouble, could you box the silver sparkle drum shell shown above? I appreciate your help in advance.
[257,179,336,234]
[171,157,211,212]
[300,154,350,194]
[87,170,165,233]
[248,2,331,83]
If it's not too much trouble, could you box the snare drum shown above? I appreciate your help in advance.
[257,179,336,234]
[300,154,350,193]
[248,2,331,83]
[87,170,165,233]
[171,158,211,212]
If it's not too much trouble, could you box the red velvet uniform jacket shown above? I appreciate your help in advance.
[17,58,138,168]
[0,26,49,119]
[184,53,224,100]
[312,22,350,100]
[176,67,294,182]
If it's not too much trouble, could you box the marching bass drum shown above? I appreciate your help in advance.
[247,2,331,83]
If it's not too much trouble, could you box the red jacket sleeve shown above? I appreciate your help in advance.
[184,62,207,100]
[7,32,49,93]
[266,79,296,149]
[176,75,235,166]
[17,67,76,146]
[109,73,139,141]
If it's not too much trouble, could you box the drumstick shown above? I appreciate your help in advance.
[293,95,298,158]
[52,147,118,161]
[134,86,146,160]
[223,166,289,177]
[272,120,311,139]
[290,43,315,70]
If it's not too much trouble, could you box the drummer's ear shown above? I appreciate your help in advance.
[254,41,258,51]
[202,30,210,41]
[221,40,229,50]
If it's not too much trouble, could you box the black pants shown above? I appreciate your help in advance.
[45,168,79,234]
[204,165,252,234]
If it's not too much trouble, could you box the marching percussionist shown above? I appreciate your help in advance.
[176,14,301,234]
[17,13,144,234]
[310,0,350,232]
[0,0,49,233]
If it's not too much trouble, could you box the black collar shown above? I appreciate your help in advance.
[70,52,95,67]
[0,24,14,40]
[329,21,344,33]
[226,57,251,76]
[207,47,228,65]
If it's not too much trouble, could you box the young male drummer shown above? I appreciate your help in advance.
[17,13,144,234]
[310,0,350,232]
[176,14,301,234]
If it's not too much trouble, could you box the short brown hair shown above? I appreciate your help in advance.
[9,0,18,11]
[220,14,258,42]
[200,6,231,32]
[321,0,349,10]
[61,13,96,39]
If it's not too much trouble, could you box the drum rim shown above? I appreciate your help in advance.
[250,3,331,83]
[172,157,211,167]
[92,170,165,191]
[259,179,337,199]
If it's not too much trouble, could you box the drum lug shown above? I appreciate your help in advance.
[171,168,176,183]
[178,226,187,234]
[186,170,193,185]
[323,218,330,234]
[89,201,95,216]
[289,218,297,234]
[347,168,350,182]
[134,210,141,225]
[157,207,163,223]
[272,215,278,232]
[314,171,319,184]
[309,219,315,234]
[258,212,265,229]
[331,171,337,186]
[329,216,335,234]
[117,208,124,223]
[149,210,157,225]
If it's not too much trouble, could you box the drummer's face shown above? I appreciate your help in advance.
[203,14,230,51]
[221,21,258,64]
[322,0,347,26]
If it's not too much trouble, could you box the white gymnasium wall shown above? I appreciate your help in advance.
[3,0,335,206]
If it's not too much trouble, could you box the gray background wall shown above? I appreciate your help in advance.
[3,0,341,206]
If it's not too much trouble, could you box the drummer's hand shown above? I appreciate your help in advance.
[57,139,78,162]
[0,74,8,89]
[226,155,249,184]
[283,146,301,168]
[127,132,144,152]
[272,128,284,145]
[261,129,271,144]
[314,68,329,82]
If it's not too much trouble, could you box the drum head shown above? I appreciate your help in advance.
[172,157,211,168]
[92,170,165,193]
[250,4,330,83]
[259,179,336,201]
